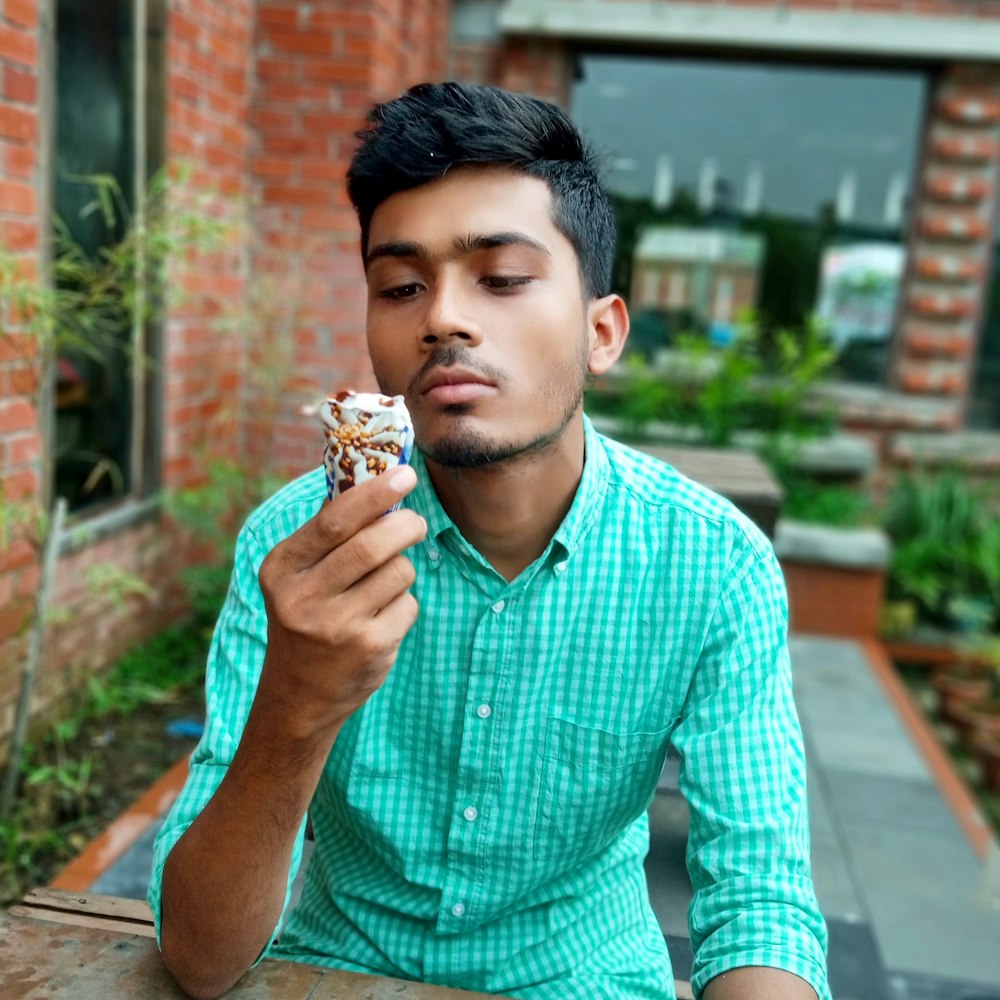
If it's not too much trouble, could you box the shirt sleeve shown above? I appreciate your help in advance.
[146,520,308,963]
[670,524,831,1000]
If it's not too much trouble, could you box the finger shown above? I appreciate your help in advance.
[316,512,426,593]
[337,554,417,620]
[273,465,418,572]
[371,589,420,639]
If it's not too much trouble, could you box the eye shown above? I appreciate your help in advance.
[378,282,423,301]
[481,275,532,293]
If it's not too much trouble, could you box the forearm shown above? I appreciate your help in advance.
[703,966,819,1000]
[159,700,342,1000]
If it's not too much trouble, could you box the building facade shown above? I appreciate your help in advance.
[3,0,1000,751]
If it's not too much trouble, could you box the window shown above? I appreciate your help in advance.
[971,243,1000,429]
[53,0,165,514]
[571,55,928,382]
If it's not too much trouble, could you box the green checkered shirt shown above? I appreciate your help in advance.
[149,417,829,999]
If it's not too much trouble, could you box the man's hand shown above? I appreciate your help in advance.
[159,464,425,1000]
[256,463,427,739]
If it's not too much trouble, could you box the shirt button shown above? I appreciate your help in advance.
[463,806,478,822]
[451,902,466,917]
[491,600,505,613]
[476,703,492,719]
[428,547,441,562]
[554,561,568,575]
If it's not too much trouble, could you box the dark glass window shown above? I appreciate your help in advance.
[54,0,164,513]
[971,245,1000,429]
[571,56,928,382]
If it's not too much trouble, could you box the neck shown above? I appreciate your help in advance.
[424,416,586,582]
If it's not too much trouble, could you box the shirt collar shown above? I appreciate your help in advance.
[551,414,610,560]
[403,414,610,565]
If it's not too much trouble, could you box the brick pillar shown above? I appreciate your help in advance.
[0,0,42,744]
[889,65,1000,425]
[250,0,451,481]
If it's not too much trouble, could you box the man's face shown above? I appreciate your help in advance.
[364,166,593,469]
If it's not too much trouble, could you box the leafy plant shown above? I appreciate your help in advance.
[0,165,240,821]
[597,316,835,449]
[881,467,1000,630]
[779,479,875,528]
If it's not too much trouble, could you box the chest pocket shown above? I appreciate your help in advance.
[533,716,672,866]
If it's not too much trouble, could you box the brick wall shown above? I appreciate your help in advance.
[0,0,43,745]
[249,0,450,480]
[889,65,1000,424]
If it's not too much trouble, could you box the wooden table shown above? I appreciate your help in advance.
[4,889,695,999]
[634,443,783,540]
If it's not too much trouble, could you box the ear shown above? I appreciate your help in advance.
[586,293,630,375]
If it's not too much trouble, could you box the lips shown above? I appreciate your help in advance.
[417,366,497,406]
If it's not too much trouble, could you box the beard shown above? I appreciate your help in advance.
[420,384,583,468]
[375,340,589,470]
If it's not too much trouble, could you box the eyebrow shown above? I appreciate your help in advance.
[365,231,551,267]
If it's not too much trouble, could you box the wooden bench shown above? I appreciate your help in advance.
[10,888,695,999]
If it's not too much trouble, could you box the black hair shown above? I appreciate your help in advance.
[347,81,617,299]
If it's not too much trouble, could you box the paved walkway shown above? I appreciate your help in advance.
[66,634,1000,999]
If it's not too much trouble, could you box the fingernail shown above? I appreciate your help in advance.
[388,465,417,493]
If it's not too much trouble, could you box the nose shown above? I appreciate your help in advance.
[420,274,483,348]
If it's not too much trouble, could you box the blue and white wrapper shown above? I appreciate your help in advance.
[320,390,414,505]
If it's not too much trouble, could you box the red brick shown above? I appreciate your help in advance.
[267,31,333,56]
[254,155,297,177]
[257,6,299,30]
[0,598,31,643]
[15,561,39,597]
[0,23,36,66]
[0,217,36,250]
[7,431,39,465]
[301,111,365,134]
[260,132,331,155]
[4,0,38,29]
[0,103,36,141]
[1,466,37,499]
[252,107,296,132]
[256,57,299,81]
[0,396,35,433]
[4,141,35,178]
[3,65,36,104]
[262,183,333,206]
[307,9,373,31]
[259,82,330,105]
[0,537,34,573]
[303,61,370,84]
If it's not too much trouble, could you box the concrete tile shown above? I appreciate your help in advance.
[826,916,892,1000]
[808,768,841,849]
[806,726,928,781]
[865,890,1000,986]
[888,969,1000,999]
[646,794,694,939]
[89,818,163,900]
[810,839,867,923]
[822,772,960,838]
[843,823,997,907]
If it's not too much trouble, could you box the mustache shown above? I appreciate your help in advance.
[406,346,507,397]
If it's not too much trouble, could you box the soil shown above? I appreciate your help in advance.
[0,685,205,909]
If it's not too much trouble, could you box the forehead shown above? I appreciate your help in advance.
[367,166,568,253]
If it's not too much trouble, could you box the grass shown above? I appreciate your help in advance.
[0,610,212,908]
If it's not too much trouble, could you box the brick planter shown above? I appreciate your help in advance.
[775,520,890,638]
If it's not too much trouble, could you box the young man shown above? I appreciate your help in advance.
[150,82,830,1000]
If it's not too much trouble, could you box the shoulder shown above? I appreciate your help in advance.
[241,466,327,553]
[595,432,772,559]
